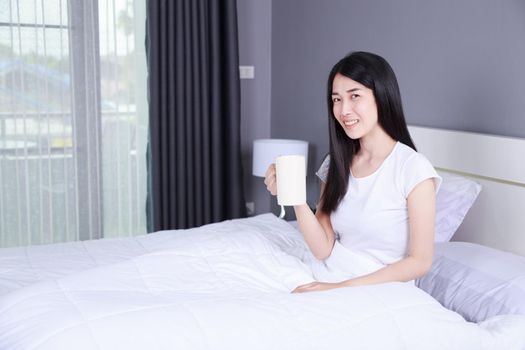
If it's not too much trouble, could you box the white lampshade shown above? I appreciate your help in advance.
[252,139,308,177]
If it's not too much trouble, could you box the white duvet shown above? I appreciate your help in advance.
[0,214,524,350]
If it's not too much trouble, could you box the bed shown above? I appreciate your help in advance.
[1,126,524,349]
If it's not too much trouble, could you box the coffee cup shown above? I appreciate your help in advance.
[275,155,306,206]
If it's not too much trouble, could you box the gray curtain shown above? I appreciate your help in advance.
[146,0,246,231]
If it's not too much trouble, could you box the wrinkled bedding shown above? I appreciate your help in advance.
[1,214,524,350]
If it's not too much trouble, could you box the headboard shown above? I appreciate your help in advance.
[408,125,525,257]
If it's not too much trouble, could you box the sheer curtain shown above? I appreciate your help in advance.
[0,0,149,247]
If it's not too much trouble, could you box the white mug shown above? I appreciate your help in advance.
[275,155,306,206]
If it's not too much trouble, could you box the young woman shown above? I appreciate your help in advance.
[264,52,441,293]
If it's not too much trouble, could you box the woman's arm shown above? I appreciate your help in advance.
[264,164,335,260]
[294,182,336,260]
[293,178,436,293]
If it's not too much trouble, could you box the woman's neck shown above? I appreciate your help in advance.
[357,128,397,161]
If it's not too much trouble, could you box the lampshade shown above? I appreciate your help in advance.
[252,139,308,177]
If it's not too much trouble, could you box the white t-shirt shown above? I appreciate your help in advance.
[315,142,441,275]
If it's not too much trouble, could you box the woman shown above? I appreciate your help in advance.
[264,52,441,293]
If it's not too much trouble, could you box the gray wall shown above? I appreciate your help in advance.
[240,0,525,214]
[237,0,273,215]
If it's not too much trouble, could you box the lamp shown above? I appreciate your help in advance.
[252,139,309,218]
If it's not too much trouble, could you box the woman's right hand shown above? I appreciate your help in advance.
[263,164,277,196]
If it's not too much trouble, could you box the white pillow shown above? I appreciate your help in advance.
[416,242,525,322]
[434,171,481,242]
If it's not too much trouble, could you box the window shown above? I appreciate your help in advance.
[0,0,148,247]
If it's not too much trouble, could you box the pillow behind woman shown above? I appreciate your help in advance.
[430,171,481,242]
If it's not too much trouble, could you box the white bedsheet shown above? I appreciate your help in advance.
[1,219,273,296]
[1,214,524,349]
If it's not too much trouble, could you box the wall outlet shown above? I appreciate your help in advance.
[246,201,255,216]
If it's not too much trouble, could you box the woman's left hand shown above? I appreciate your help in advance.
[292,281,344,293]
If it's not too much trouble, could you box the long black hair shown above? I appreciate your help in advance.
[320,51,416,214]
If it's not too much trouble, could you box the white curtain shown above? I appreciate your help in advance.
[0,0,149,247]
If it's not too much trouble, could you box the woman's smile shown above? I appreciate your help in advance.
[343,119,359,127]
